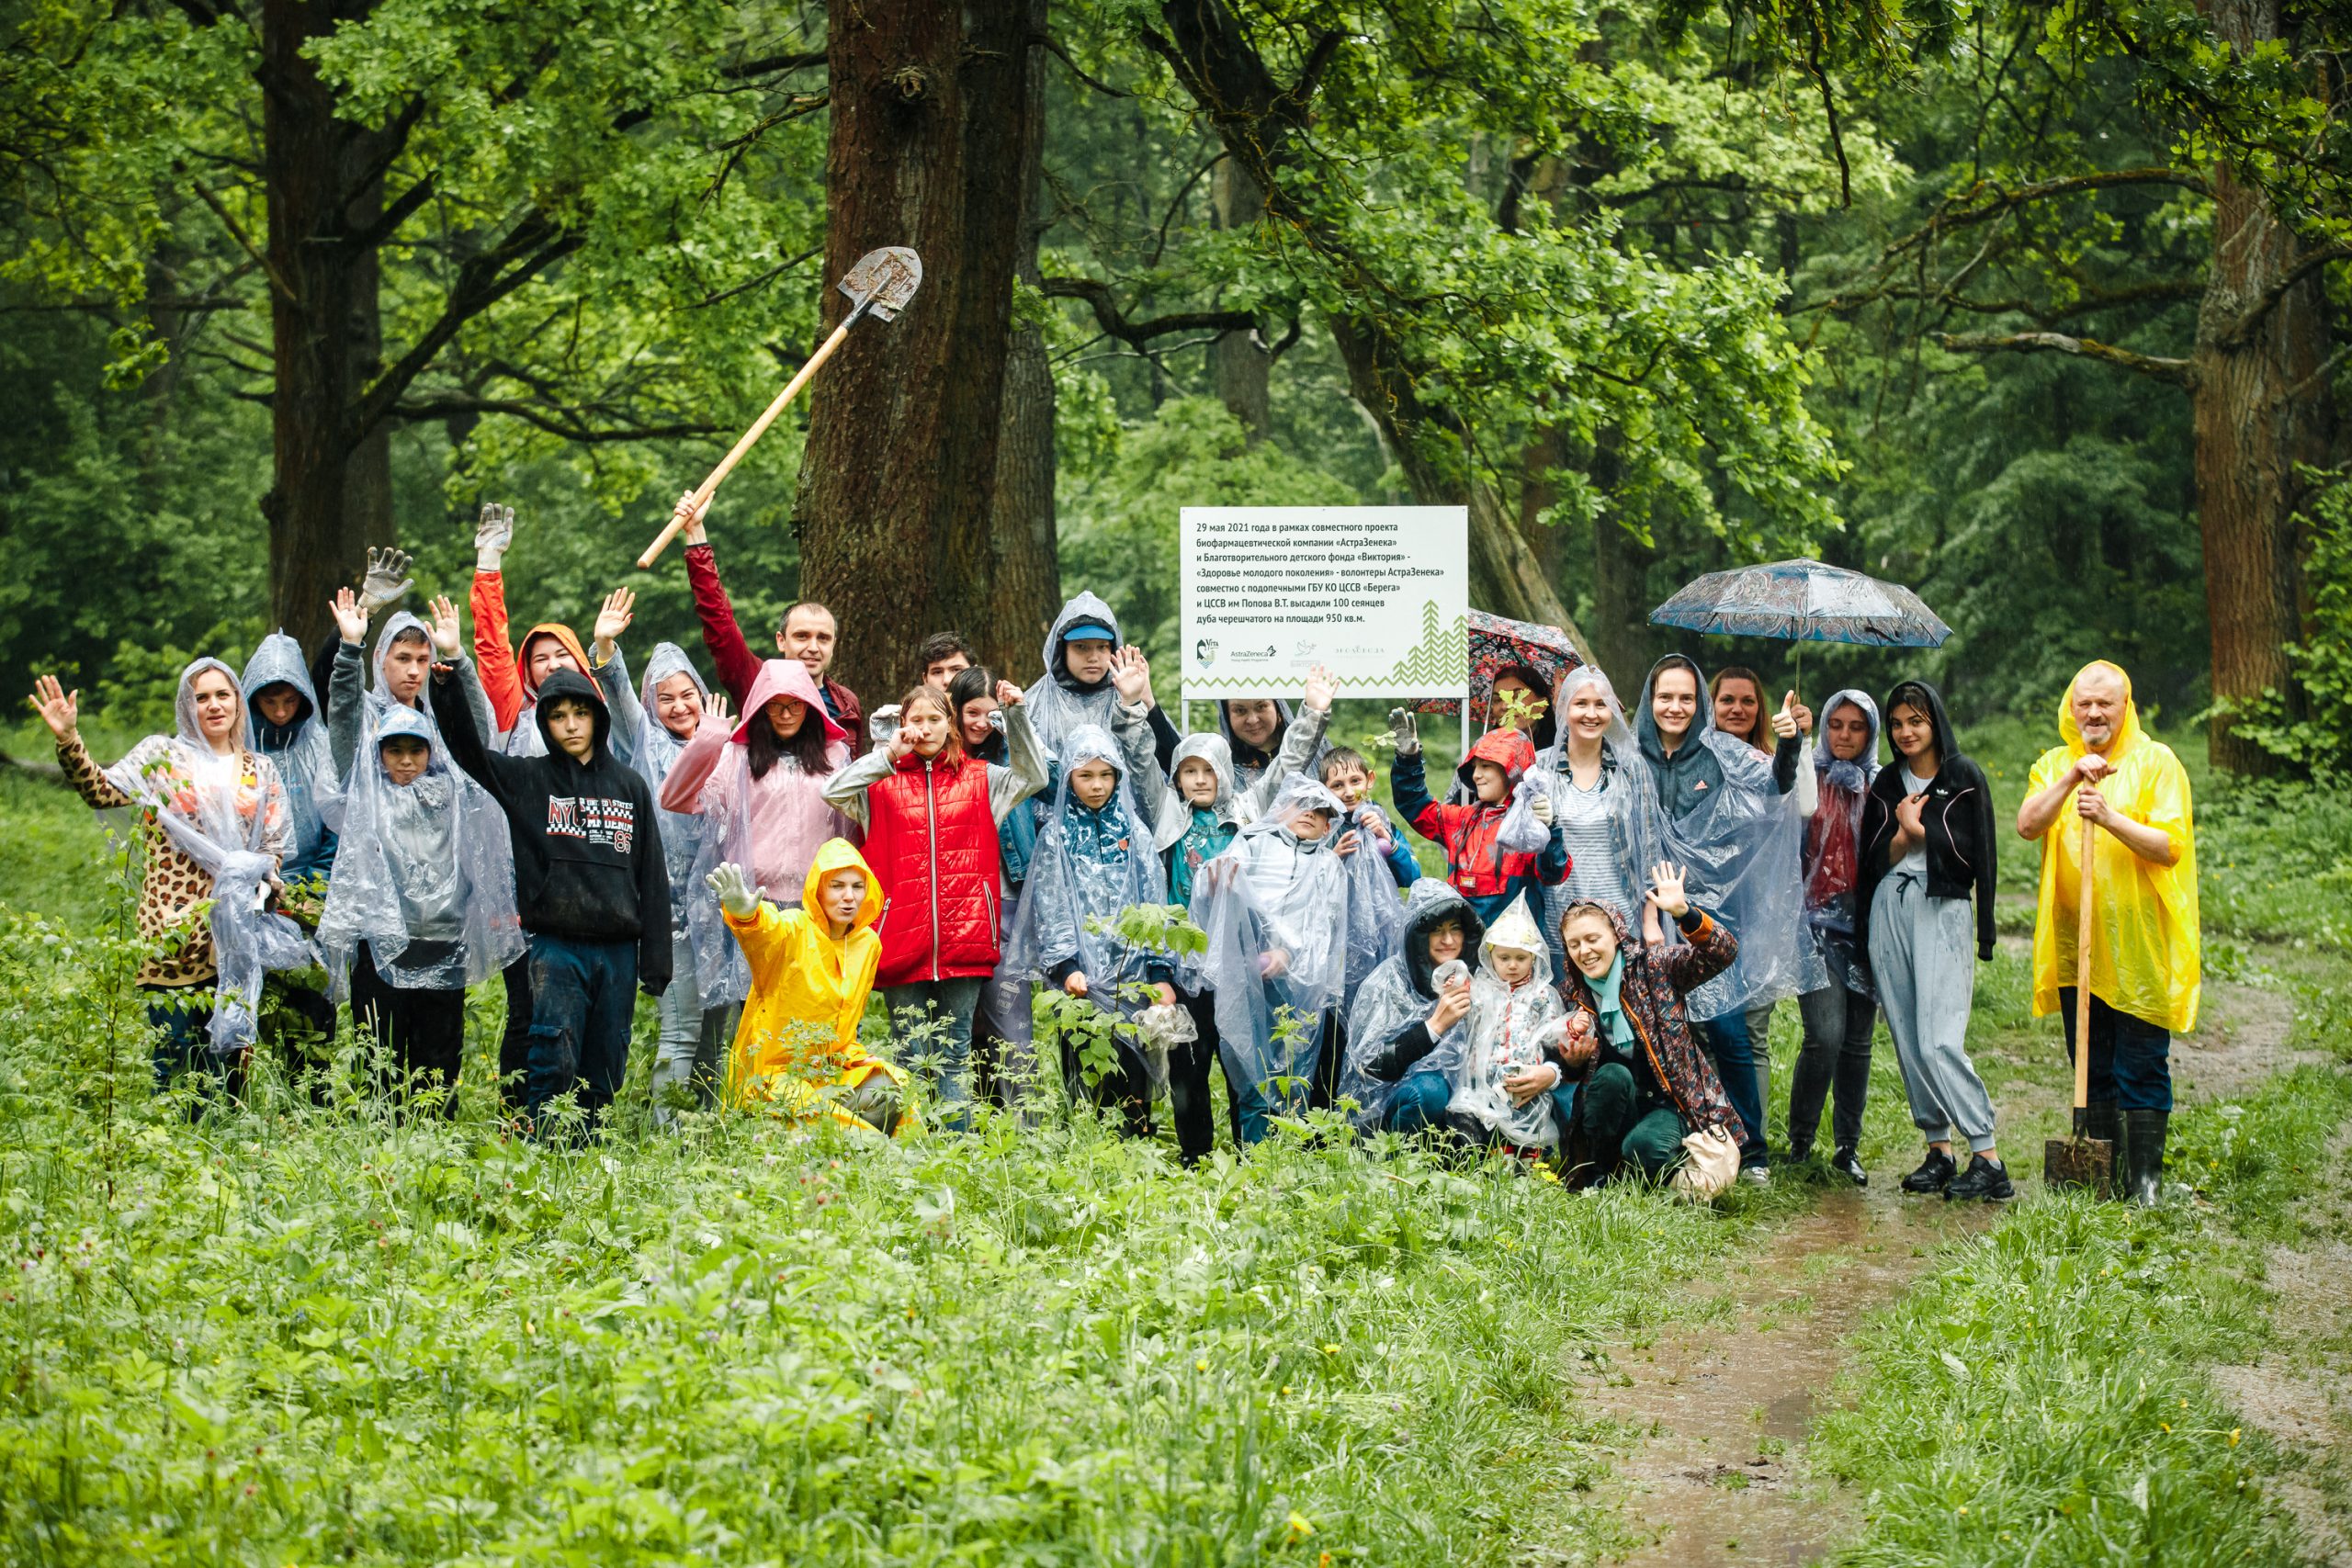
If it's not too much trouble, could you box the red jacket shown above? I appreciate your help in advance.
[1391,728,1568,918]
[863,749,1003,985]
[683,541,865,753]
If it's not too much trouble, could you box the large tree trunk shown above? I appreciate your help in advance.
[795,0,1033,708]
[1209,160,1271,441]
[2192,0,2335,773]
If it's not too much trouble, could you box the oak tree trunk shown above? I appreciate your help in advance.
[1210,160,1271,442]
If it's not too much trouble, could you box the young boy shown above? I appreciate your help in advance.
[707,840,909,1135]
[1449,893,1576,1153]
[430,664,671,1134]
[1388,711,1570,928]
[243,631,343,882]
[1320,744,1420,887]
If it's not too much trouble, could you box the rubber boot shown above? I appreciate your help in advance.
[2124,1109,2167,1207]
[2086,1100,2120,1199]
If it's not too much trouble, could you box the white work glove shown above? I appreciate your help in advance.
[1386,707,1420,758]
[474,502,514,572]
[1530,789,1555,826]
[707,862,762,920]
[357,547,414,615]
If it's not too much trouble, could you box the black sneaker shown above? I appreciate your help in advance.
[1830,1146,1868,1188]
[1944,1153,2015,1202]
[1900,1148,1956,1194]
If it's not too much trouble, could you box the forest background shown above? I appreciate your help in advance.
[3,0,2349,769]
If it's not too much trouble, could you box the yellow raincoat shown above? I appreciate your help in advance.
[723,837,911,1131]
[2027,662,2200,1032]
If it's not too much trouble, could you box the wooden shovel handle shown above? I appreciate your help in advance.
[2073,811,2095,1114]
[637,316,856,570]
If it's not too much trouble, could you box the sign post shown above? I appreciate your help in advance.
[1180,507,1469,715]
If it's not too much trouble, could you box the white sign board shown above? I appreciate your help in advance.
[1181,505,1468,700]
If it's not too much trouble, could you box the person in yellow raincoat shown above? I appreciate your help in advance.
[2017,660,2199,1204]
[707,838,913,1135]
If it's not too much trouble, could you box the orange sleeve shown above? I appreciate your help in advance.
[471,570,523,732]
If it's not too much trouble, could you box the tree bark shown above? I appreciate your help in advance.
[1209,159,1271,441]
[794,0,1033,707]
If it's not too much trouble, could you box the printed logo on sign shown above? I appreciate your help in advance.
[1233,645,1278,663]
[548,795,636,854]
[1194,637,1219,667]
[1294,638,1318,658]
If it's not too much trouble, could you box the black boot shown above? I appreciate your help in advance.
[2125,1109,2167,1207]
[1900,1147,1956,1194]
[2086,1100,2121,1199]
[1944,1152,2015,1202]
[1830,1145,1868,1187]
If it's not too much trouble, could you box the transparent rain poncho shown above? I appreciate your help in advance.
[317,700,523,998]
[1448,892,1568,1146]
[1635,656,1805,1021]
[1536,665,1665,976]
[1803,689,1882,999]
[1021,591,1126,759]
[241,632,343,866]
[1002,723,1171,1018]
[104,657,312,1052]
[1191,776,1351,1097]
[629,642,715,919]
[1338,878,1480,1132]
[1336,804,1407,1000]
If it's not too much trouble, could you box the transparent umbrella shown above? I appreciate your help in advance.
[1650,559,1950,687]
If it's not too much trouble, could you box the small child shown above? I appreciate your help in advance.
[707,840,909,1135]
[1447,893,1575,1152]
[1387,711,1569,927]
[1319,745,1419,887]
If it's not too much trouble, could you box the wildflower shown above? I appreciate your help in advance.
[1321,1343,1339,1356]
[1195,1359,1209,1372]
[2160,1423,2171,1433]
[1283,1510,1316,1544]
[2229,1429,2242,1448]
[1282,1385,1294,1396]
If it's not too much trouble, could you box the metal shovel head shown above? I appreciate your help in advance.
[839,246,922,321]
[2045,1133,2114,1196]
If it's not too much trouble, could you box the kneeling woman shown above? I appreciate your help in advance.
[1556,864,1745,1184]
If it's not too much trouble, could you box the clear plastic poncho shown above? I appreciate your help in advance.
[1002,724,1170,1017]
[1337,803,1407,1000]
[1191,776,1351,1099]
[241,632,343,866]
[1536,666,1665,969]
[630,642,714,913]
[1021,592,1126,760]
[1338,878,1479,1132]
[1804,689,1881,999]
[1448,893,1568,1146]
[317,701,523,998]
[105,658,313,1053]
[368,612,442,734]
[1635,656,1804,1022]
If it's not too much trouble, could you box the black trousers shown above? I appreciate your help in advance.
[352,942,468,1115]
[1169,989,1233,1164]
[497,952,533,1111]
[1060,1034,1156,1139]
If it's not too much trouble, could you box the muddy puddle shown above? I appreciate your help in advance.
[1575,1184,1996,1566]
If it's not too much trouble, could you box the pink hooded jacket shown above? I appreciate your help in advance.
[661,659,854,904]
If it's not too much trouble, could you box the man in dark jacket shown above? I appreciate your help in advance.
[431,666,670,1131]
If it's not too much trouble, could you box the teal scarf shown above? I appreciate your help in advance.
[1591,953,1635,1047]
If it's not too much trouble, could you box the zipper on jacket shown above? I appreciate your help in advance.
[926,758,941,981]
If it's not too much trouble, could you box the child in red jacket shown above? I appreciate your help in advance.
[1387,713,1569,927]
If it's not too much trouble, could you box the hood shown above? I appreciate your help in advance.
[1480,890,1552,986]
[1635,653,1713,763]
[372,701,438,778]
[1217,696,1295,768]
[1170,732,1238,813]
[1557,898,1637,1006]
[1455,726,1537,795]
[531,668,612,759]
[1043,591,1123,690]
[173,656,247,751]
[1550,664,1636,758]
[801,837,883,932]
[517,623,591,703]
[1243,774,1346,838]
[731,659,849,746]
[2054,660,2144,761]
[372,611,435,704]
[1814,688,1882,787]
[1399,878,1486,998]
[1882,676,1960,772]
[639,641,708,723]
[241,632,319,736]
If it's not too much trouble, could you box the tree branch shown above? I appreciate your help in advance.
[1040,276,1255,344]
[390,396,723,444]
[184,176,294,302]
[718,49,826,79]
[2224,242,2352,348]
[1029,32,1125,97]
[1936,330,2195,386]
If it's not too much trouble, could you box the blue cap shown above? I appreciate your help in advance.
[1060,622,1116,644]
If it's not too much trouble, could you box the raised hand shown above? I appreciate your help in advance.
[1529,787,1555,826]
[704,692,731,728]
[1386,706,1419,757]
[1645,860,1690,919]
[331,586,370,647]
[474,502,514,570]
[706,862,762,919]
[1303,663,1338,714]
[357,547,415,615]
[672,490,709,547]
[28,674,78,742]
[1770,690,1802,740]
[1110,646,1153,705]
[994,679,1024,709]
[593,587,636,654]
[427,594,463,658]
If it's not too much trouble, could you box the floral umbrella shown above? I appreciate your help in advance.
[1415,609,1584,722]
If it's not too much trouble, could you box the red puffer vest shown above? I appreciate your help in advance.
[863,749,1003,985]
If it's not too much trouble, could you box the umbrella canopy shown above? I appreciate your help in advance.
[1649,559,1951,648]
[1415,609,1583,718]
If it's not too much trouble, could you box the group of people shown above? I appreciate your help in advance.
[26,494,2201,1199]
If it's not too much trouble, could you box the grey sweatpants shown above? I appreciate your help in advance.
[1867,866,1997,1154]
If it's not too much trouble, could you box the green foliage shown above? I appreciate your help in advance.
[2215,477,2352,774]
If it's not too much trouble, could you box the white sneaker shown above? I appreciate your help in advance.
[1738,1166,1771,1188]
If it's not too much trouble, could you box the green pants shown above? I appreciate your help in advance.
[1580,1062,1688,1180]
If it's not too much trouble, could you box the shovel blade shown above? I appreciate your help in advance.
[2044,1134,2114,1196]
[839,246,922,321]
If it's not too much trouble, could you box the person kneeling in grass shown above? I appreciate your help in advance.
[1555,863,1745,1186]
[707,840,910,1136]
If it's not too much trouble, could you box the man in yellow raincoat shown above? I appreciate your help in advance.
[2016,660,2199,1204]
[707,838,913,1135]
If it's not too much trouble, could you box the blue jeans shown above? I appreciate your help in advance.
[884,977,984,1130]
[1698,1014,1769,1168]
[1549,1079,1578,1141]
[2061,988,2173,1112]
[525,935,639,1131]
[1380,1070,1453,1134]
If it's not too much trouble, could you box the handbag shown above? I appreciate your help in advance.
[1671,1124,1741,1201]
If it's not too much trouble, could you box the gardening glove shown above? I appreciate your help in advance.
[1530,789,1555,826]
[474,502,514,572]
[356,547,414,615]
[707,862,762,920]
[1386,707,1420,757]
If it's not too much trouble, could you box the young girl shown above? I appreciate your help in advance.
[824,682,1047,1127]
[1450,893,1573,1153]
[1788,691,1881,1183]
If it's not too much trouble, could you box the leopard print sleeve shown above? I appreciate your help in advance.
[57,732,137,811]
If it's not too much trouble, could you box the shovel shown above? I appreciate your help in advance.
[637,245,924,569]
[2045,812,2113,1194]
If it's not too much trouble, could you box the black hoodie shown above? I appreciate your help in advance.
[1361,888,1488,1081]
[431,666,672,990]
[1856,679,1997,963]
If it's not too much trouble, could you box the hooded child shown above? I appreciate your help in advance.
[1387,711,1570,930]
[1021,591,1184,768]
[2015,660,2198,1206]
[707,840,910,1136]
[1634,653,1807,1179]
[1339,880,1484,1137]
[429,663,671,1133]
[1787,690,1882,1183]
[243,631,344,884]
[34,660,313,1089]
[1450,892,1577,1151]
[1555,867,1744,1186]
[823,680,1048,1129]
[1855,678,2007,1201]
[317,702,524,1108]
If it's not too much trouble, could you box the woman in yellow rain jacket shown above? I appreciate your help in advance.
[707,837,911,1135]
[2017,660,2199,1205]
